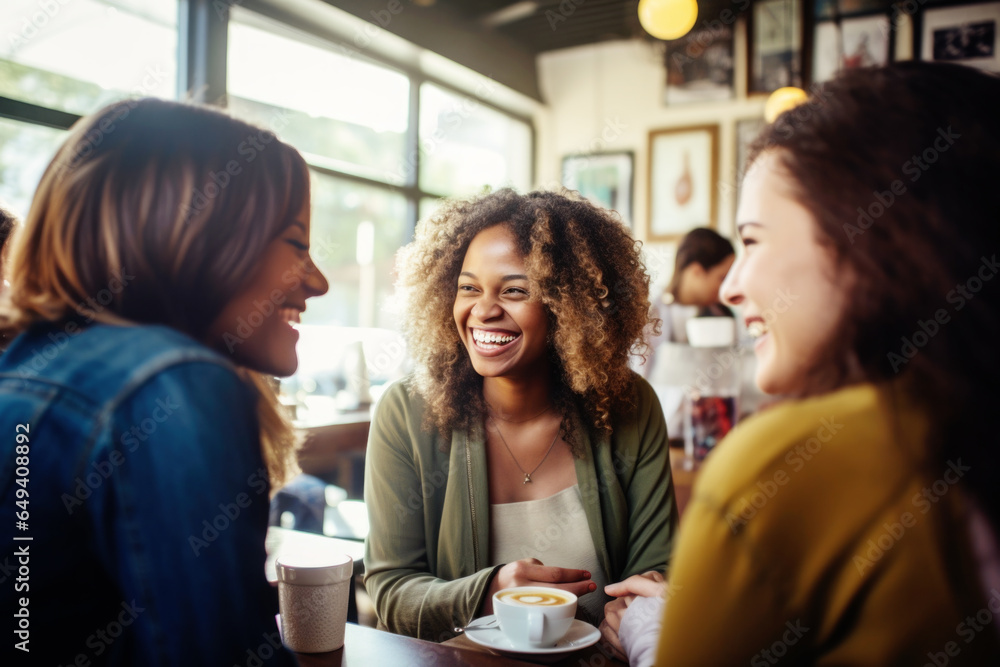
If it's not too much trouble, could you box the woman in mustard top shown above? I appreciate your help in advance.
[604,62,1000,665]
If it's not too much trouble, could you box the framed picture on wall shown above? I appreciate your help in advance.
[917,2,1000,72]
[815,0,890,20]
[561,152,634,227]
[813,14,892,83]
[562,151,635,228]
[748,0,805,93]
[647,125,719,241]
[664,26,735,104]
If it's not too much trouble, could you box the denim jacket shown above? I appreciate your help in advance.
[0,321,296,666]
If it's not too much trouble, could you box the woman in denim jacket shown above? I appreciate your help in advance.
[0,98,328,665]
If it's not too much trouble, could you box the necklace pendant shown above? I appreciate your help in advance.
[523,473,531,484]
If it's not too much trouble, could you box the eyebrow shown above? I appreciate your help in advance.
[459,271,529,281]
[736,222,763,237]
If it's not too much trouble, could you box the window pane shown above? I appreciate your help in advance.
[0,0,177,115]
[227,16,410,186]
[0,117,66,219]
[306,173,407,330]
[419,83,531,197]
[419,196,444,223]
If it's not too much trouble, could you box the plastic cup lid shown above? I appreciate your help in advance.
[276,552,353,586]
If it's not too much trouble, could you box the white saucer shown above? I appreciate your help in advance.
[463,615,601,655]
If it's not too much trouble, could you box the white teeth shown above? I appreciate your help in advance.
[473,331,516,345]
[747,321,767,338]
[282,308,301,325]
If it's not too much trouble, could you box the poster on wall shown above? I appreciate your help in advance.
[663,26,735,105]
[813,14,891,83]
[919,3,1000,72]
[647,125,719,241]
[748,0,805,93]
[561,152,634,227]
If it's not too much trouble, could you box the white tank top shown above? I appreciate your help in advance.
[489,484,609,625]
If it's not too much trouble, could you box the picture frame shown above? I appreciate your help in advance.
[917,2,1000,72]
[647,125,719,241]
[561,151,634,227]
[748,0,806,94]
[815,0,890,20]
[813,14,892,84]
[663,25,735,105]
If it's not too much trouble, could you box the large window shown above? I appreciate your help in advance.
[227,19,409,187]
[0,0,178,217]
[0,0,177,115]
[0,117,65,216]
[308,175,407,330]
[419,82,531,197]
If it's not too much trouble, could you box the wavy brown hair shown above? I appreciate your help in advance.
[397,188,655,452]
[0,98,310,486]
[749,62,1000,525]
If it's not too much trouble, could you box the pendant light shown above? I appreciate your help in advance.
[638,0,699,41]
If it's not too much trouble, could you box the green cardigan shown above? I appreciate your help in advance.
[362,374,679,641]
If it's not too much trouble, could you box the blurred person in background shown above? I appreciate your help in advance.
[643,227,735,358]
[602,62,1000,665]
[0,98,329,665]
[640,227,738,442]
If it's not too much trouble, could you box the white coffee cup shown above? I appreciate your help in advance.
[493,586,577,649]
[276,552,353,653]
[686,316,736,348]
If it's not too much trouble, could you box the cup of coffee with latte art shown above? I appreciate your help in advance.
[493,586,577,649]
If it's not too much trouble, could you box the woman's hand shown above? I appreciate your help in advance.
[599,571,667,660]
[480,558,595,615]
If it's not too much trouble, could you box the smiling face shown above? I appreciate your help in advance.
[207,194,329,377]
[720,151,850,395]
[453,224,549,381]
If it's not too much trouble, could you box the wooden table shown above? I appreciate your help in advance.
[294,623,627,666]
[668,445,701,519]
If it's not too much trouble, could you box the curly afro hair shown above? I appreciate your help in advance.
[396,188,656,453]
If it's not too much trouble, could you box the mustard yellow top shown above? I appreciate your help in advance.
[656,381,1000,665]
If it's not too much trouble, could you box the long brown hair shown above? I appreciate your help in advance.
[397,188,654,451]
[0,97,310,486]
[749,63,1000,525]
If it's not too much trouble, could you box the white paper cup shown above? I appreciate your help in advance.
[493,587,577,649]
[276,552,353,653]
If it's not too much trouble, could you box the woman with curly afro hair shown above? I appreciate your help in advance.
[363,188,679,641]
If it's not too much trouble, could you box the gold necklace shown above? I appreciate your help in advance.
[489,416,560,485]
[486,403,552,424]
